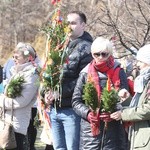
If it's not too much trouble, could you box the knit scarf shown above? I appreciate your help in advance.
[87,56,115,100]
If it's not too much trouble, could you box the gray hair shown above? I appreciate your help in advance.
[15,42,36,59]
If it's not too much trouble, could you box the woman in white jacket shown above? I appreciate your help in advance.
[0,43,39,150]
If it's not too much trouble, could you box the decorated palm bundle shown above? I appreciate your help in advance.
[6,76,25,98]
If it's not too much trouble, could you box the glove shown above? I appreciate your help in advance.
[87,111,100,136]
[87,112,99,124]
[100,112,113,122]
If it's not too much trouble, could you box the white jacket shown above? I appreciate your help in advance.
[0,62,39,135]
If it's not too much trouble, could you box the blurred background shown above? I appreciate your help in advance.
[0,0,150,65]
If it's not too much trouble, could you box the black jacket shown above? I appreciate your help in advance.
[60,31,93,107]
[72,62,129,150]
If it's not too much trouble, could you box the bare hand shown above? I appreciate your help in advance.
[118,89,130,102]
[44,90,54,105]
[110,111,122,121]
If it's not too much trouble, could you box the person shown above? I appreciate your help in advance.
[111,44,150,150]
[3,42,40,150]
[0,65,3,93]
[3,58,15,84]
[44,11,93,150]
[39,87,54,150]
[72,37,129,150]
[0,65,3,84]
[0,82,4,93]
[119,55,139,80]
[0,42,39,150]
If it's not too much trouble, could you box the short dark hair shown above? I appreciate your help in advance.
[68,11,87,24]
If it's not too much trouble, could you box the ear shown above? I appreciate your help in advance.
[81,22,86,29]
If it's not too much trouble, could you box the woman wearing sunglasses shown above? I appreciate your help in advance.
[72,37,129,150]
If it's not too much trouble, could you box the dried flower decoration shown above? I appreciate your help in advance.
[40,8,71,91]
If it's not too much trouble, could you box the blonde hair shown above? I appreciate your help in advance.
[91,37,114,55]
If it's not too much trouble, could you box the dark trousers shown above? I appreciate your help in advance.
[6,132,26,150]
[45,144,54,150]
[28,107,37,150]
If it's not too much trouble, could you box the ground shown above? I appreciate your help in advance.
[35,125,46,150]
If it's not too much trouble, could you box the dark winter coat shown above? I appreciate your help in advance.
[59,31,93,108]
[72,62,129,150]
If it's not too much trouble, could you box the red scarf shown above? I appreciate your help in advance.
[87,55,115,100]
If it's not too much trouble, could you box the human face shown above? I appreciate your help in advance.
[13,52,28,65]
[67,13,85,40]
[92,50,109,63]
[136,60,150,70]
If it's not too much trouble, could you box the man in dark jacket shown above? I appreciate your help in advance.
[45,11,93,150]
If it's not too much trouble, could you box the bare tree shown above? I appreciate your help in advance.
[0,0,50,64]
[88,0,150,56]
[1,0,150,64]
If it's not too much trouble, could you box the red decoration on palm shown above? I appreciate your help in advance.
[51,0,61,5]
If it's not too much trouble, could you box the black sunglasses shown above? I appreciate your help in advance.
[93,52,109,58]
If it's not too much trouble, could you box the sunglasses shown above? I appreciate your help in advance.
[93,52,109,58]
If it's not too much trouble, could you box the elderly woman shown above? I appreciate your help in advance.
[111,44,150,150]
[72,37,129,150]
[0,43,39,150]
